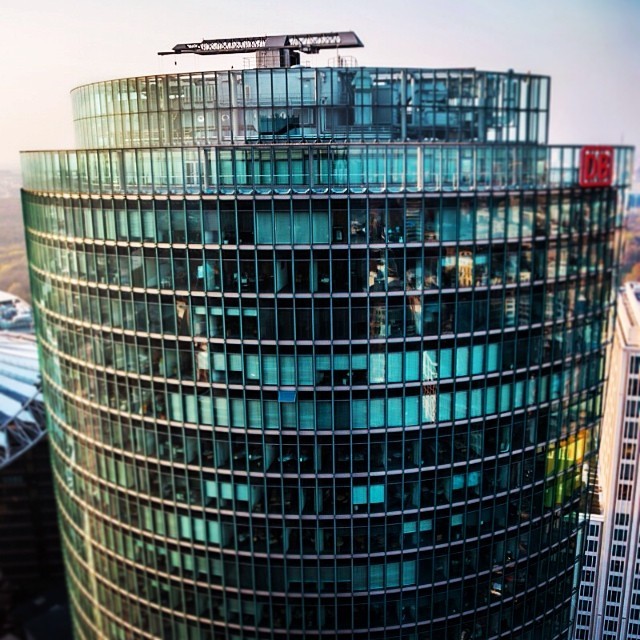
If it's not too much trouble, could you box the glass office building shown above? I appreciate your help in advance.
[21,66,632,639]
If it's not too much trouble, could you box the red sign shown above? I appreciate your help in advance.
[579,146,614,187]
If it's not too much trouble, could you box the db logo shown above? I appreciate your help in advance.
[579,146,614,187]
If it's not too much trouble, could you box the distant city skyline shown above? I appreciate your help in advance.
[1,0,639,170]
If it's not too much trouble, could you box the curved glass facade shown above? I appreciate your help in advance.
[21,66,632,640]
[71,68,550,147]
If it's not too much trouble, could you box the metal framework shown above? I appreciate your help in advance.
[158,31,363,57]
[0,332,46,471]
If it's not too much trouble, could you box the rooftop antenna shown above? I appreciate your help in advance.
[159,31,363,68]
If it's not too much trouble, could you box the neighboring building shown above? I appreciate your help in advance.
[0,294,32,333]
[573,484,603,638]
[21,34,633,640]
[0,329,64,632]
[573,513,603,638]
[580,283,640,639]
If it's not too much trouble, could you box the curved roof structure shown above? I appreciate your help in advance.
[0,332,45,471]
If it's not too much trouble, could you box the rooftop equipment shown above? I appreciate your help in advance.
[158,31,363,68]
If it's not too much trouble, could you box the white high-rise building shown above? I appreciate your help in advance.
[577,283,640,639]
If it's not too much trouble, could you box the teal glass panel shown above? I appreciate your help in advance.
[454,391,468,420]
[405,397,419,426]
[369,399,385,428]
[387,353,403,383]
[352,400,368,429]
[369,485,385,503]
[405,351,420,382]
[388,397,403,427]
[439,349,452,378]
[455,347,469,377]
[438,393,452,421]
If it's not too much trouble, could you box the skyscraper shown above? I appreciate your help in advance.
[21,34,633,640]
[574,283,640,639]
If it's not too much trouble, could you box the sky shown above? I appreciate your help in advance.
[1,0,638,170]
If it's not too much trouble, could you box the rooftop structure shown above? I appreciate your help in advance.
[158,31,364,68]
[0,332,44,470]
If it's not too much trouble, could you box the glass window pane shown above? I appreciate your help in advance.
[370,485,385,503]
[455,347,469,377]
[405,397,419,426]
[353,486,367,504]
[405,351,420,382]
[352,400,368,429]
[439,349,452,378]
[438,393,452,421]
[388,353,403,383]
